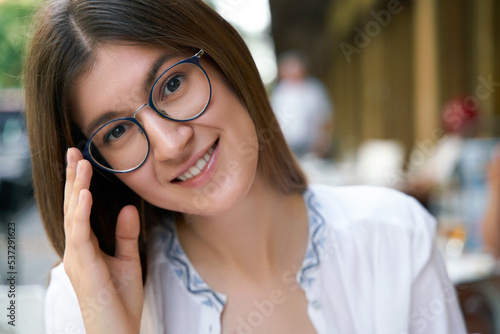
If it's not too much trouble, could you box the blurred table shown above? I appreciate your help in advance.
[440,246,500,333]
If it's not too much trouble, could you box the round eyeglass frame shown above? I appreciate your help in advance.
[82,49,212,173]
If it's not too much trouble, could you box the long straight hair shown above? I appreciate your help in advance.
[24,0,307,267]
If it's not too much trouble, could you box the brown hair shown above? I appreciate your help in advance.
[24,0,307,264]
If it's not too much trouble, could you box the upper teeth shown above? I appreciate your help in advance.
[177,147,215,181]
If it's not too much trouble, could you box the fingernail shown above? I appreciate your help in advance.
[79,190,84,204]
[66,149,74,166]
[77,160,83,176]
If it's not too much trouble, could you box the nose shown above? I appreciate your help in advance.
[138,107,193,162]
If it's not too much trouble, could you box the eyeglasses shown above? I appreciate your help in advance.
[83,50,212,173]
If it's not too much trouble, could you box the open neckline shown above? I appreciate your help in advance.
[157,187,326,311]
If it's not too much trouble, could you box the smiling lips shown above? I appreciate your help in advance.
[175,141,217,182]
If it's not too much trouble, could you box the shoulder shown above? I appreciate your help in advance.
[306,183,436,236]
[44,262,86,332]
[305,185,466,332]
[306,184,442,282]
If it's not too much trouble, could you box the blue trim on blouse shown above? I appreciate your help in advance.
[298,188,326,288]
[160,187,326,309]
[162,223,226,310]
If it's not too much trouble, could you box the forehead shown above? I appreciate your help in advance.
[70,44,176,131]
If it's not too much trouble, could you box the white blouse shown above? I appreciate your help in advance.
[45,184,467,333]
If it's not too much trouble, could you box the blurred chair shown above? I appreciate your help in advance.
[456,276,500,334]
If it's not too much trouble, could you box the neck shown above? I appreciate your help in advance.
[176,178,309,281]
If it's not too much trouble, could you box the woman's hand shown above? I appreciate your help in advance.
[63,148,143,333]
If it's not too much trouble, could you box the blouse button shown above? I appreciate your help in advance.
[311,300,321,310]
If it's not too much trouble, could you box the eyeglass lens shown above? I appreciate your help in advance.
[88,60,210,172]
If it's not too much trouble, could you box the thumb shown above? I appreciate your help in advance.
[115,205,141,261]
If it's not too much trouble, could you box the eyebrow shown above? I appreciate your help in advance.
[142,53,176,93]
[85,111,123,137]
[85,52,177,136]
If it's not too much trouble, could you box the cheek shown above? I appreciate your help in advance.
[115,165,156,197]
[224,129,259,199]
[227,107,259,169]
[232,124,259,168]
[117,173,179,210]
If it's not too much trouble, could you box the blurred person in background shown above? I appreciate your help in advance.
[271,50,334,158]
[405,96,500,253]
[404,96,480,209]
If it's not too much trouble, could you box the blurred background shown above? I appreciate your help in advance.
[1,0,500,332]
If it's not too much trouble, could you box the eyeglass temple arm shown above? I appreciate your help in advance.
[195,49,205,59]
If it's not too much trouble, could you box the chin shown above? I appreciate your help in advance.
[167,177,254,217]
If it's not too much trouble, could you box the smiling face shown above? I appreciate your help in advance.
[71,43,260,216]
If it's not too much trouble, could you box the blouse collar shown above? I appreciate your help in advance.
[158,187,326,311]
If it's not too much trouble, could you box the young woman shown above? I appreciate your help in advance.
[25,0,466,333]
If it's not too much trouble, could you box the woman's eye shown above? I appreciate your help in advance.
[104,124,128,143]
[162,74,184,98]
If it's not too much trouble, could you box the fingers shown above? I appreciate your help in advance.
[114,205,143,324]
[64,148,93,244]
[71,189,94,247]
[64,148,81,215]
[115,205,141,262]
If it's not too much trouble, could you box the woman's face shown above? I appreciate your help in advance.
[71,44,259,216]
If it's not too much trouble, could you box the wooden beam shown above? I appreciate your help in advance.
[412,0,439,141]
